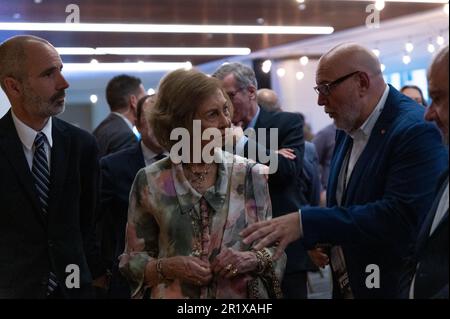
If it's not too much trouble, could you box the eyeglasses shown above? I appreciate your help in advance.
[314,71,360,96]
[226,87,245,99]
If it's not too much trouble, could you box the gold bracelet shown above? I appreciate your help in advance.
[156,258,166,282]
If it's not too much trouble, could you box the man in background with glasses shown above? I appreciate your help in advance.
[213,62,307,298]
[241,43,447,298]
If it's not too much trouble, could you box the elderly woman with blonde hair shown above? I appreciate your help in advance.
[119,68,285,299]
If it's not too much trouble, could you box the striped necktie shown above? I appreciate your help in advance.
[32,132,50,215]
[32,132,58,296]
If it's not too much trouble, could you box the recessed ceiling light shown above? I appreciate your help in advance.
[63,62,192,72]
[56,47,251,56]
[0,22,334,35]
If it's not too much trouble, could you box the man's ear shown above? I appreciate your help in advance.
[3,77,22,99]
[247,85,257,100]
[129,94,138,113]
[357,72,370,95]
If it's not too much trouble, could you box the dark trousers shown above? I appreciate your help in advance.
[282,271,308,299]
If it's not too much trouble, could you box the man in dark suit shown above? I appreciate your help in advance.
[241,43,448,298]
[93,74,146,273]
[404,45,448,299]
[212,63,306,298]
[256,88,321,297]
[100,94,165,298]
[93,74,146,157]
[212,63,304,216]
[0,35,106,298]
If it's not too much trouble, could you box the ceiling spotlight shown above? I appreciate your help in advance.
[34,0,42,3]
[375,0,385,11]
[402,54,411,65]
[184,61,193,70]
[405,42,414,53]
[256,18,265,25]
[437,35,445,46]
[296,71,305,80]
[428,43,436,53]
[277,68,286,78]
[296,0,305,3]
[262,59,272,73]
[372,49,380,57]
[90,94,98,103]
[299,56,309,66]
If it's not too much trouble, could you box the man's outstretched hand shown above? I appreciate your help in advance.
[240,212,301,260]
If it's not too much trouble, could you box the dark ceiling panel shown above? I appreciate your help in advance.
[0,0,444,65]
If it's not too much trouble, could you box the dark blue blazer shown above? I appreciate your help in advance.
[100,143,146,298]
[300,85,448,298]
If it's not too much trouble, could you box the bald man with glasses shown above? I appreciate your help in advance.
[241,43,448,299]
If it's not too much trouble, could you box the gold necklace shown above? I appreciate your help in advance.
[184,164,214,189]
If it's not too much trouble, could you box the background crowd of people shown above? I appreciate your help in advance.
[0,34,447,299]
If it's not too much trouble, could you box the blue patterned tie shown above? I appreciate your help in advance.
[32,132,58,296]
[32,133,50,215]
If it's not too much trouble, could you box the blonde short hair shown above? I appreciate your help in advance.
[150,68,232,150]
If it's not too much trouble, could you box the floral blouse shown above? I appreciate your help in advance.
[119,150,286,299]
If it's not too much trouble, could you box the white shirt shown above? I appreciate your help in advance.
[299,85,390,235]
[235,106,261,156]
[429,183,449,236]
[11,109,53,170]
[112,111,134,130]
[336,85,389,205]
[140,141,167,167]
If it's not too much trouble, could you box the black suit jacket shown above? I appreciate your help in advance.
[245,108,306,274]
[100,144,145,265]
[247,108,304,216]
[0,110,103,298]
[93,113,137,158]
[404,170,449,299]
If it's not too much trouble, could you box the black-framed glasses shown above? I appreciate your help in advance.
[314,71,360,96]
[226,87,246,99]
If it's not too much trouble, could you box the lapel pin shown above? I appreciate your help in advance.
[381,129,386,135]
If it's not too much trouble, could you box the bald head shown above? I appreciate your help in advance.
[316,43,387,133]
[319,43,383,79]
[0,35,51,91]
[429,45,449,80]
[257,89,282,112]
[426,45,449,144]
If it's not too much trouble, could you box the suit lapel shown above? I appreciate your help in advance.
[135,143,146,169]
[343,86,398,205]
[416,176,449,255]
[0,110,46,225]
[327,133,352,206]
[48,118,70,219]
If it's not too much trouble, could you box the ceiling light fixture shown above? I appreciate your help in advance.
[262,60,272,73]
[0,22,334,35]
[355,0,448,3]
[63,61,192,72]
[299,56,309,66]
[375,0,385,11]
[277,68,286,77]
